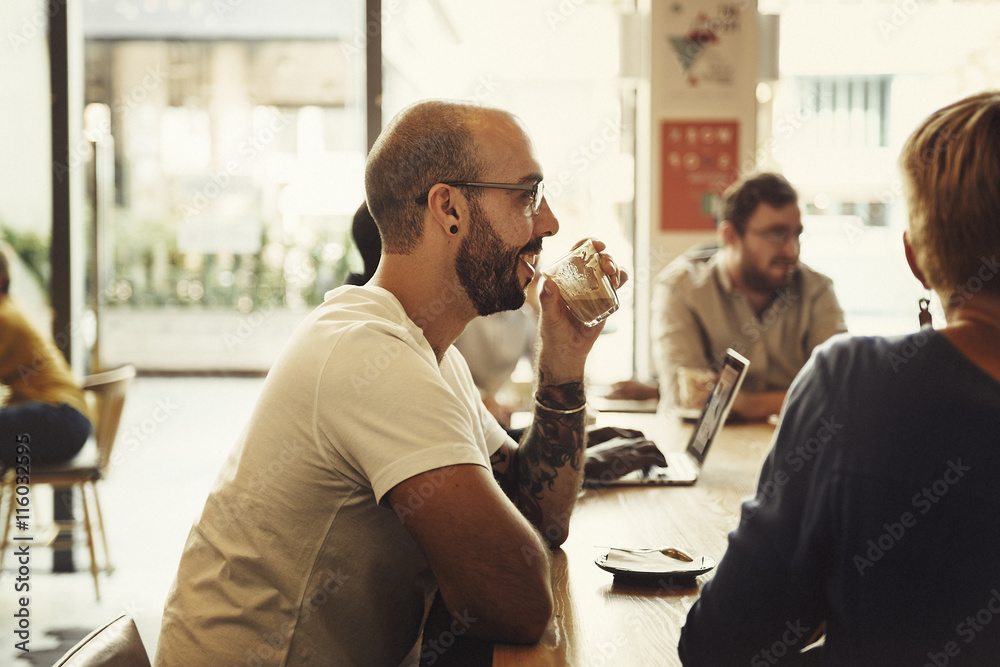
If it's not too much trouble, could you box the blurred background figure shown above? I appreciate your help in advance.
[609,173,846,421]
[345,202,382,286]
[0,245,92,466]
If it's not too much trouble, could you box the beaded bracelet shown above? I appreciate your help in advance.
[534,397,587,415]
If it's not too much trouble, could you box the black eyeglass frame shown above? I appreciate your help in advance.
[415,181,545,214]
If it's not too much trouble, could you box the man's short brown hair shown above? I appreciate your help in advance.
[721,172,798,235]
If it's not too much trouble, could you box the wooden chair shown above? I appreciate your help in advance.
[0,364,136,600]
[52,614,151,667]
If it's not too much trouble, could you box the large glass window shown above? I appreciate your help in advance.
[84,2,365,372]
[0,0,56,337]
[87,41,363,308]
[789,75,891,149]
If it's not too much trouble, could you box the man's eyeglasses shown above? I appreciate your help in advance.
[746,227,803,246]
[415,181,545,215]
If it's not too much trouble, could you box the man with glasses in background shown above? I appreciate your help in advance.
[155,100,662,667]
[611,172,846,420]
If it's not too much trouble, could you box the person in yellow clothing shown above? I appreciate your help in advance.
[0,248,91,466]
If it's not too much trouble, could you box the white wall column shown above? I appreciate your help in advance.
[633,0,759,378]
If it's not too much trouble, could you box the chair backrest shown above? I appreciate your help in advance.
[82,365,136,472]
[52,614,151,667]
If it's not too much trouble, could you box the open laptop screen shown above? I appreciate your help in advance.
[686,348,749,464]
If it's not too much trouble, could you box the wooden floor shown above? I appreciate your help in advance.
[0,375,266,664]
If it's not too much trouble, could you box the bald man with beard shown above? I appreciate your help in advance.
[155,101,660,667]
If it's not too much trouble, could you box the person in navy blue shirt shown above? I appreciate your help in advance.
[679,90,1000,666]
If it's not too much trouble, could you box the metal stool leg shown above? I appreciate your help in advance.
[0,473,16,570]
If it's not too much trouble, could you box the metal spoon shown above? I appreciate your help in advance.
[598,546,694,562]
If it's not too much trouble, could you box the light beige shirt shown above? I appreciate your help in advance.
[155,287,509,667]
[652,251,846,408]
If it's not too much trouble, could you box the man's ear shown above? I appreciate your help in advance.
[719,220,739,247]
[903,231,930,289]
[426,183,461,236]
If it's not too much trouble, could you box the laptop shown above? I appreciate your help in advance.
[588,396,659,414]
[587,348,750,487]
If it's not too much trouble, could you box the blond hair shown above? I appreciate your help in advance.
[900,91,1000,298]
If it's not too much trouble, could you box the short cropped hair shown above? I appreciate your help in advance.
[721,173,798,234]
[900,90,1000,298]
[364,101,493,254]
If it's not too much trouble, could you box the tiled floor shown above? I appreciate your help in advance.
[0,375,266,665]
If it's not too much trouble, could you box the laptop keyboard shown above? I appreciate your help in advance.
[660,452,698,480]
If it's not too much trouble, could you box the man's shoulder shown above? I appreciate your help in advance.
[279,286,431,376]
[795,262,836,294]
[809,331,933,374]
[656,247,719,290]
[310,286,415,338]
[319,284,402,316]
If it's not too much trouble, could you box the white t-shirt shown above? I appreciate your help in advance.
[155,286,512,667]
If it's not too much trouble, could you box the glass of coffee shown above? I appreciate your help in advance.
[677,367,717,411]
[541,239,619,327]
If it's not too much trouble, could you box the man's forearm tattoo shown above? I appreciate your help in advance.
[515,377,587,520]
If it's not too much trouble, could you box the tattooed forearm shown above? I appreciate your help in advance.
[490,445,517,499]
[535,372,586,412]
[512,376,587,529]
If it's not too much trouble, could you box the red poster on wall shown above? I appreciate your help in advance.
[661,120,740,231]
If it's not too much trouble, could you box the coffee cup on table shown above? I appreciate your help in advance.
[677,367,717,411]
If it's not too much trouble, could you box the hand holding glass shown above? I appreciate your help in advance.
[541,239,619,327]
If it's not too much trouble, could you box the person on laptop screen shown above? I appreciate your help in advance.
[679,91,1000,665]
[608,173,846,420]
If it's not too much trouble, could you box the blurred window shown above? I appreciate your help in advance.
[791,75,892,149]
[83,2,366,371]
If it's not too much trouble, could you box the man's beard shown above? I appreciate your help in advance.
[742,260,797,294]
[455,199,541,316]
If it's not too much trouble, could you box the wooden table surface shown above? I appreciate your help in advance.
[492,412,777,666]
